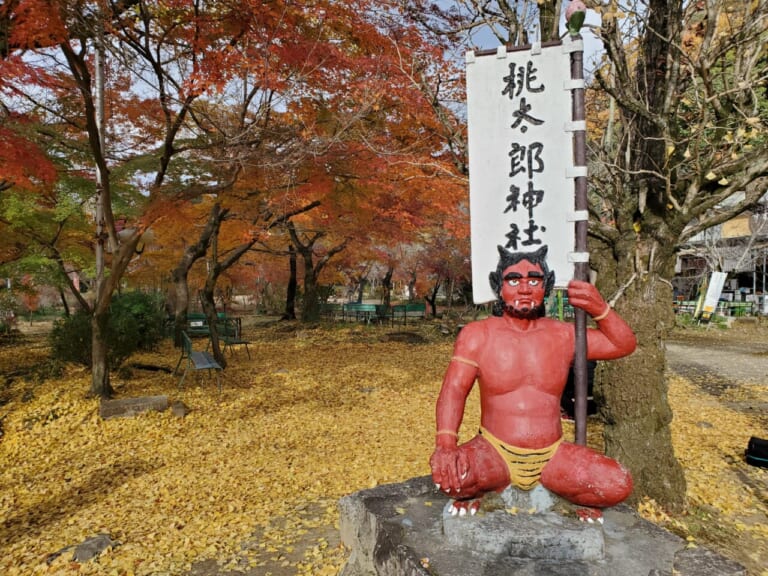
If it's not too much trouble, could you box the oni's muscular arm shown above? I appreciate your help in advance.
[430,326,482,493]
[567,280,637,360]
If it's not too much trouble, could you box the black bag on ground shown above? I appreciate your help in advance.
[745,436,768,468]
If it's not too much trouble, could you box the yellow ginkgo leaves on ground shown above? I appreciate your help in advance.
[0,321,766,576]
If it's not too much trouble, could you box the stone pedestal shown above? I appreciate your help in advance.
[338,476,746,576]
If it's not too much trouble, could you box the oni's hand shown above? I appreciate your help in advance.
[567,280,608,318]
[430,446,469,495]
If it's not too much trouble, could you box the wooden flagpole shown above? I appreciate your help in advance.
[568,32,589,446]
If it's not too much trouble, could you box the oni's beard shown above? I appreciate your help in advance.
[503,301,544,319]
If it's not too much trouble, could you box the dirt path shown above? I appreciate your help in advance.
[667,337,768,385]
[666,328,768,429]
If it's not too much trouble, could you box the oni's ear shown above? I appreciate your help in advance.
[545,270,556,297]
[489,270,501,294]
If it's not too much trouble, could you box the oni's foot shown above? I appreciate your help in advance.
[576,507,604,524]
[448,499,481,517]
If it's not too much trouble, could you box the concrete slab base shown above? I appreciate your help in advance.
[338,476,746,576]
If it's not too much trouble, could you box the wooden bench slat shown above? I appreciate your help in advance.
[189,351,221,370]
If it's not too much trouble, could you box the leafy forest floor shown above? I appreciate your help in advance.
[0,315,767,576]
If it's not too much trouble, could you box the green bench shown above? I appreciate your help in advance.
[343,303,379,323]
[342,303,393,324]
[186,312,211,337]
[216,317,251,359]
[319,303,343,321]
[726,301,754,317]
[175,331,222,393]
[391,302,426,325]
[185,314,248,357]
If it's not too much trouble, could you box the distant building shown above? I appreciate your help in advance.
[674,194,768,313]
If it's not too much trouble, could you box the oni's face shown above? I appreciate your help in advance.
[499,260,546,318]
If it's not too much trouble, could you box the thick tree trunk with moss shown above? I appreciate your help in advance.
[592,236,687,511]
[596,279,686,509]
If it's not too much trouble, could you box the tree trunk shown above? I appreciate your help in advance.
[172,266,191,346]
[597,278,686,510]
[200,284,226,368]
[301,256,320,322]
[285,220,347,322]
[592,239,687,511]
[89,232,141,398]
[381,266,393,309]
[58,287,71,317]
[407,272,417,301]
[171,203,224,346]
[283,244,297,320]
[90,308,113,398]
[355,277,366,303]
[198,212,257,367]
[538,0,560,42]
[581,0,688,510]
[425,277,441,318]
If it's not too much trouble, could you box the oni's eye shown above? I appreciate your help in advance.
[507,278,540,287]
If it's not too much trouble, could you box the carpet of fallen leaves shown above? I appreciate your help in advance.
[0,318,766,576]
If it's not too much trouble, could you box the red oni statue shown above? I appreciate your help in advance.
[430,246,637,518]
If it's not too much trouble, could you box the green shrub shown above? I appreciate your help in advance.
[49,291,166,369]
[50,311,92,366]
[110,291,166,351]
[675,313,697,327]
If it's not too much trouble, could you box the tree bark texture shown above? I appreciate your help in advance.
[591,236,687,511]
[200,284,225,368]
[381,266,393,310]
[171,203,224,346]
[89,231,141,398]
[300,254,320,323]
[283,244,297,320]
[90,309,113,398]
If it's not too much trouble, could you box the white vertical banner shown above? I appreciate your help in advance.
[466,41,576,303]
[702,271,727,319]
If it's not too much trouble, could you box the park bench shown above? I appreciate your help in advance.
[185,312,239,334]
[342,303,394,324]
[216,317,251,359]
[342,303,379,323]
[175,331,222,393]
[320,302,344,321]
[185,312,211,337]
[391,302,426,325]
[726,301,753,317]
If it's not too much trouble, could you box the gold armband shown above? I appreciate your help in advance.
[451,355,478,368]
[593,305,611,322]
